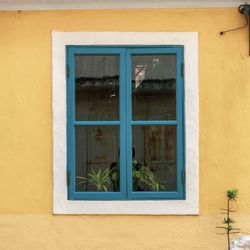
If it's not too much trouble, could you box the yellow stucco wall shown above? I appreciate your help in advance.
[0,9,250,249]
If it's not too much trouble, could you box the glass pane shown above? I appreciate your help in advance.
[132,55,176,120]
[132,126,176,192]
[75,55,119,121]
[75,126,120,192]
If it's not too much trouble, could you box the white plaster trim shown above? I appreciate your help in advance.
[0,0,248,10]
[52,32,199,215]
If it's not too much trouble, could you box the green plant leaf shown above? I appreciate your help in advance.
[227,189,239,201]
[76,168,112,191]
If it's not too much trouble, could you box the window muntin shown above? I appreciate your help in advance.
[67,46,184,200]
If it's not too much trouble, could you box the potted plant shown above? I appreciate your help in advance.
[77,168,112,192]
[109,160,166,192]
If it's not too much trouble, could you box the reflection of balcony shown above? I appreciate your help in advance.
[75,76,176,94]
[75,76,119,91]
[132,78,176,95]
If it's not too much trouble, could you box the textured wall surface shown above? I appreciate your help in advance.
[0,9,250,249]
[0,215,250,249]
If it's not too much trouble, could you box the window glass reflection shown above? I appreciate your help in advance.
[132,55,176,120]
[75,55,119,121]
[75,126,119,192]
[132,126,177,192]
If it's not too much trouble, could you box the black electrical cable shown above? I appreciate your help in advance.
[219,4,250,55]
[220,14,248,35]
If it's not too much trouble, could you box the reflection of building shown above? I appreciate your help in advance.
[147,126,175,161]
[88,128,116,164]
[75,76,175,91]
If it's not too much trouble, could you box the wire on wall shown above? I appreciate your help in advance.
[220,14,248,35]
[220,4,250,55]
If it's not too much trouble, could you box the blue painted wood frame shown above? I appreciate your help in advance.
[66,46,127,200]
[126,47,185,200]
[66,46,185,200]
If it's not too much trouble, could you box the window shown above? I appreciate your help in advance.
[67,46,184,200]
[53,32,198,214]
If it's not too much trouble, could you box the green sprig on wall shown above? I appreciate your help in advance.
[216,188,240,250]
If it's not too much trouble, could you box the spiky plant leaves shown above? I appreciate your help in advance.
[227,189,239,201]
[77,168,112,192]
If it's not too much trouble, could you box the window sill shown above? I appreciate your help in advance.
[53,200,199,215]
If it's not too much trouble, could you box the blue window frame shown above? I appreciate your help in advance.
[66,46,185,200]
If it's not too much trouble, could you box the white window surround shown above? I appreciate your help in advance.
[52,32,199,215]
